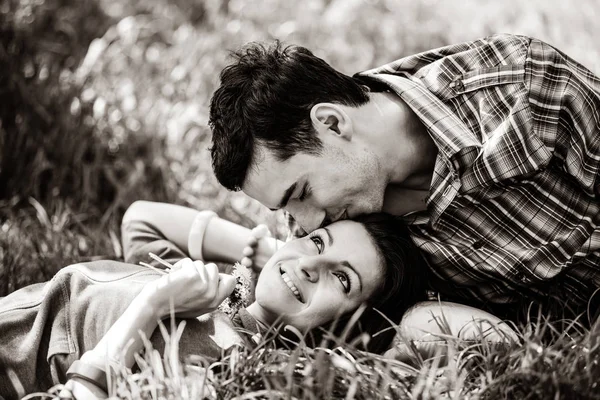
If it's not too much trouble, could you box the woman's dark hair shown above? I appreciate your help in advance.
[209,41,369,192]
[276,213,429,354]
[349,213,429,353]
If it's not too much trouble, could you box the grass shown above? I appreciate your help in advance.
[2,0,600,398]
[31,309,600,399]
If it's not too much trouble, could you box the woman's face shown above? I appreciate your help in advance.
[253,220,383,331]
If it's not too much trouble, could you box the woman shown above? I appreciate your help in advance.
[0,201,429,399]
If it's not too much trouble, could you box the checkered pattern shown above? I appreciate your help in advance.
[351,34,600,306]
[284,35,600,306]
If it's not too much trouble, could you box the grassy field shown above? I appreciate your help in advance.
[2,0,600,398]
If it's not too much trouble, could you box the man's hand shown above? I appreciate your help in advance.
[143,258,236,319]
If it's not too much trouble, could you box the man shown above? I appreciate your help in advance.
[208,34,600,314]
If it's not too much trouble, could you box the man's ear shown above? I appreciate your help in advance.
[310,103,353,141]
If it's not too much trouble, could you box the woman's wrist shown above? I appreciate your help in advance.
[136,284,166,320]
[79,350,108,367]
[63,351,110,398]
[66,360,108,392]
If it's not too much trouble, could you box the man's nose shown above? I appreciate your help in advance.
[296,257,320,283]
[288,207,326,233]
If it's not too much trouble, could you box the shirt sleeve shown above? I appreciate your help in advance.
[121,219,188,268]
[526,38,600,197]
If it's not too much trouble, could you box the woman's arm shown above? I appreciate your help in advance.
[122,201,283,269]
[64,259,235,398]
[62,290,159,399]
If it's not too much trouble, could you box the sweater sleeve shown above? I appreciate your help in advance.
[120,219,188,268]
[121,210,217,268]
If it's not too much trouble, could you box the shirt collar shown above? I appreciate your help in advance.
[354,72,482,166]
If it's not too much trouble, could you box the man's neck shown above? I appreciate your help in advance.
[382,184,430,215]
[364,91,438,215]
[367,91,437,189]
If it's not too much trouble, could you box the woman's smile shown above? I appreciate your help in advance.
[279,265,304,303]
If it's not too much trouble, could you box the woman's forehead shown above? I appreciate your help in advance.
[326,219,367,239]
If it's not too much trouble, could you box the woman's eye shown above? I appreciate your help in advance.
[335,272,350,293]
[310,234,324,253]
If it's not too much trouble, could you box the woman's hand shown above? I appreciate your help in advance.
[254,235,284,272]
[143,258,236,319]
[241,224,285,272]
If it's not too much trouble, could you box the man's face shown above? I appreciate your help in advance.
[243,144,387,232]
[253,220,383,331]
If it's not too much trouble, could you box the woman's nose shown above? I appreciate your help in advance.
[296,257,320,283]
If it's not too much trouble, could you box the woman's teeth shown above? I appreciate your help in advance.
[281,272,302,301]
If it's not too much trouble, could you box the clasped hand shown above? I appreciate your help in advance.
[142,258,236,319]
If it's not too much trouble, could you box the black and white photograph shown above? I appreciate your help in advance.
[0,0,599,398]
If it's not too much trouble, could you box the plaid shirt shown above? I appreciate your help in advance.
[289,34,600,307]
[354,33,600,307]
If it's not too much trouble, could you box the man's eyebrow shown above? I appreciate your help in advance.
[342,261,363,293]
[269,182,297,211]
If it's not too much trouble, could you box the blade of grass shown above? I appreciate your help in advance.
[139,261,168,275]
[149,252,174,270]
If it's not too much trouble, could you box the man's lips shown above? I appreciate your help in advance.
[319,209,348,228]
[279,265,304,303]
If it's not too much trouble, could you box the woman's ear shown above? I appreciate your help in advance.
[310,103,353,141]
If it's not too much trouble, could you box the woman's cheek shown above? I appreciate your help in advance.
[310,293,340,321]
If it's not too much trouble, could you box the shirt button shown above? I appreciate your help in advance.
[472,241,483,249]
[450,76,464,91]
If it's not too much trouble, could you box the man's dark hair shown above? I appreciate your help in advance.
[209,41,370,191]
